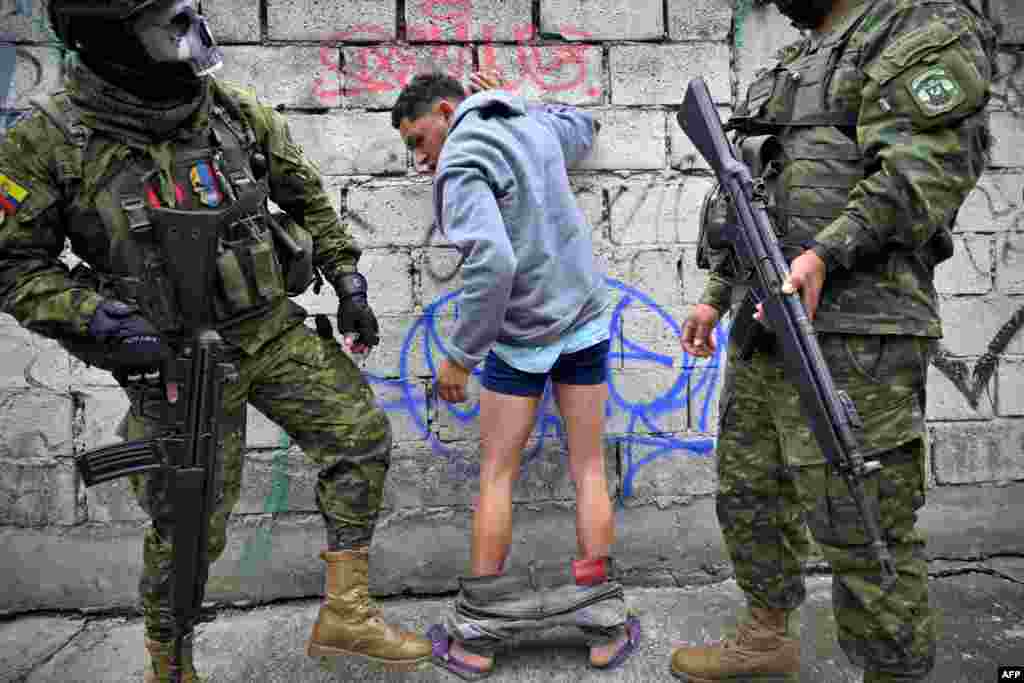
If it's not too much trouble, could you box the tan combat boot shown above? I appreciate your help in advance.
[670,606,800,682]
[306,547,432,664]
[143,637,204,683]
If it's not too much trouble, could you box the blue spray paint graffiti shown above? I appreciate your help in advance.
[365,277,728,495]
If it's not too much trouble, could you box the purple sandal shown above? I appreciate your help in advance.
[427,623,494,681]
[591,615,643,671]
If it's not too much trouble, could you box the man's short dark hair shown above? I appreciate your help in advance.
[391,72,467,129]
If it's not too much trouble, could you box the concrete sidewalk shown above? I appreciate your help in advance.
[2,571,1022,683]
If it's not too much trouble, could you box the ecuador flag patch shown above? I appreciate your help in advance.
[0,173,29,216]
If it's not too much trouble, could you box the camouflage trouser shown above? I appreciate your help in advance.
[122,322,392,641]
[715,333,936,680]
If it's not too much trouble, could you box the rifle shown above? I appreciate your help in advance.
[676,77,896,589]
[76,205,243,683]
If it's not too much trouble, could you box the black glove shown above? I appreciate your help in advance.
[334,272,380,348]
[87,300,171,372]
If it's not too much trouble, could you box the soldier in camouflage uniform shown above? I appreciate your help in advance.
[0,1,430,680]
[673,0,995,681]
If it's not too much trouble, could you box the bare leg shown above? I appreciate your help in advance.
[554,382,614,560]
[451,386,540,671]
[553,381,626,666]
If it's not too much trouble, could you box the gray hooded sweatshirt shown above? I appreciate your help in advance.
[434,91,608,370]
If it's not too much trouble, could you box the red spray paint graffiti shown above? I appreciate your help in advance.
[312,0,601,104]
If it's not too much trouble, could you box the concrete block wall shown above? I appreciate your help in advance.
[1,0,1023,615]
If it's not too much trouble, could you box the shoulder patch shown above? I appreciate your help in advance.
[0,172,30,216]
[908,64,966,116]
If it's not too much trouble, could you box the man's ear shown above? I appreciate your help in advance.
[438,99,456,117]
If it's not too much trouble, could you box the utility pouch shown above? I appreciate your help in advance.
[731,289,772,360]
[268,212,315,296]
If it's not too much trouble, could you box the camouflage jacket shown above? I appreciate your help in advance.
[700,0,996,337]
[0,73,357,355]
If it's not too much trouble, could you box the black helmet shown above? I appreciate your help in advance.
[49,1,161,49]
[769,0,838,30]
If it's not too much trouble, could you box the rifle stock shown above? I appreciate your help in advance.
[677,77,896,589]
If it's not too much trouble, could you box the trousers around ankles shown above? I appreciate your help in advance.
[124,322,392,641]
[713,333,936,680]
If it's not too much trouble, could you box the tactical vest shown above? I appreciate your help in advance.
[701,0,980,337]
[30,87,314,343]
[731,3,870,253]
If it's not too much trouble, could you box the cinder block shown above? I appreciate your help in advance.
[82,476,147,524]
[432,370,484,443]
[609,175,714,245]
[407,0,532,41]
[734,3,802,99]
[670,106,731,171]
[353,314,437,382]
[567,178,607,243]
[246,405,286,450]
[938,296,1024,356]
[917,480,1024,557]
[202,0,260,43]
[0,456,79,526]
[9,46,61,110]
[339,45,472,109]
[219,46,339,109]
[0,391,73,460]
[604,247,684,310]
[289,280,337,318]
[357,248,415,315]
[935,234,993,295]
[611,44,731,106]
[997,358,1024,416]
[381,438,613,510]
[988,111,1024,168]
[996,231,1024,293]
[0,319,72,391]
[988,0,1024,44]
[668,0,734,40]
[577,109,666,171]
[477,44,603,105]
[991,50,1024,112]
[617,433,717,500]
[541,0,664,41]
[369,497,729,595]
[369,375,434,443]
[926,362,995,420]
[416,248,463,311]
[931,419,1024,484]
[345,181,434,247]
[679,246,714,305]
[236,443,319,515]
[3,5,57,42]
[77,387,130,453]
[606,367,689,435]
[285,111,406,175]
[956,172,1024,233]
[267,0,396,41]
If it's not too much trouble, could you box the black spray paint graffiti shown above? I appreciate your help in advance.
[927,1,1024,409]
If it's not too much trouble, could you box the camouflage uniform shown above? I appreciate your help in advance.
[0,62,390,642]
[698,0,995,679]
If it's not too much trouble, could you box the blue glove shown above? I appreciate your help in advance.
[87,300,171,372]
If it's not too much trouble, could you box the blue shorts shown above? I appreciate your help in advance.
[480,339,610,397]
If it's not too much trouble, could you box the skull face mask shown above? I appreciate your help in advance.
[131,0,223,77]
